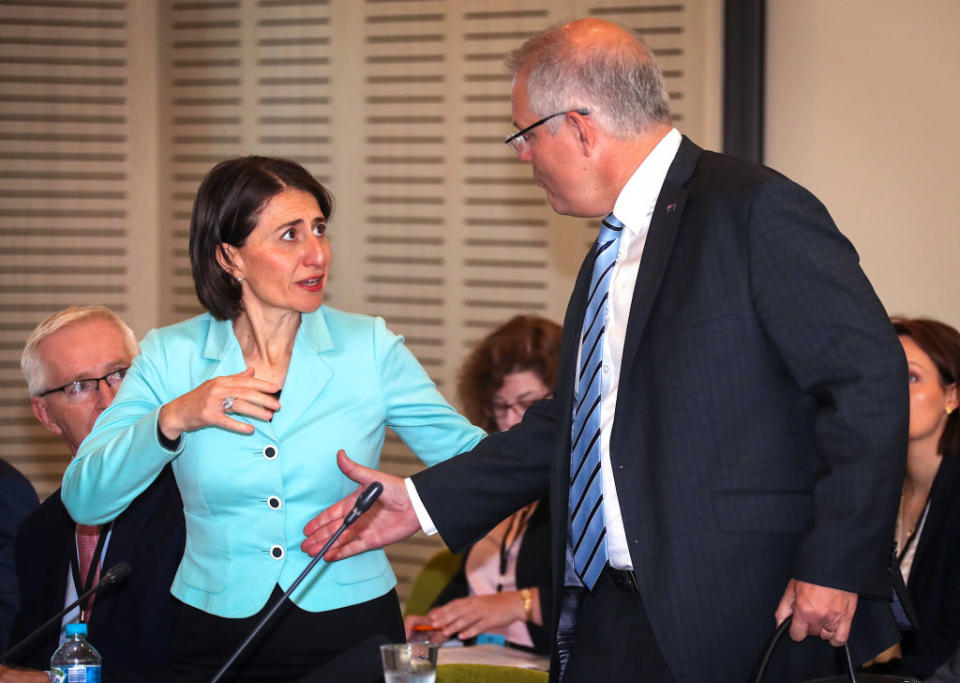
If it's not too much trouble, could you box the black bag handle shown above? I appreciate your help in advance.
[751,616,857,683]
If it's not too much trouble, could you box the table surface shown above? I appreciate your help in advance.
[436,644,550,671]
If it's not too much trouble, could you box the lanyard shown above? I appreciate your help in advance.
[496,504,534,593]
[69,522,111,622]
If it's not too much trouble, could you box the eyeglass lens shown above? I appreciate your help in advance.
[62,369,127,399]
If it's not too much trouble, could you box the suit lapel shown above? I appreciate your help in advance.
[559,248,598,406]
[618,137,701,388]
[911,455,960,577]
[201,316,279,440]
[47,494,74,619]
[200,312,335,440]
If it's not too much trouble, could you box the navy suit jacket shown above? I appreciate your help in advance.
[10,466,184,681]
[0,459,38,653]
[413,137,908,682]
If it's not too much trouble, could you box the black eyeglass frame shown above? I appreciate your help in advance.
[504,108,590,152]
[38,367,129,398]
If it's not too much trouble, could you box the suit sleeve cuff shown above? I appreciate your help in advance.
[405,477,437,536]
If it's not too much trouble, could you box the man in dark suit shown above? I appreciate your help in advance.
[0,461,38,655]
[303,19,908,682]
[1,306,184,682]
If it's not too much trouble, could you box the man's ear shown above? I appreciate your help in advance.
[216,242,242,280]
[567,110,597,157]
[31,397,63,437]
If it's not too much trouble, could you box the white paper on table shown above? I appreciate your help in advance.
[436,644,550,671]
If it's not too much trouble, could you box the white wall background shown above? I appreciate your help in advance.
[766,0,960,325]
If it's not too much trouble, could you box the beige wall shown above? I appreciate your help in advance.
[766,0,960,326]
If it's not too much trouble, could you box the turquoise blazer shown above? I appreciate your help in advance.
[62,307,485,618]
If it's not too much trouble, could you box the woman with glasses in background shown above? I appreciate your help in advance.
[404,315,561,655]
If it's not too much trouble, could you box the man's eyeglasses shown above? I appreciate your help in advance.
[504,108,590,155]
[39,368,129,401]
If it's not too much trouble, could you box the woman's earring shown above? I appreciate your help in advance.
[237,276,244,283]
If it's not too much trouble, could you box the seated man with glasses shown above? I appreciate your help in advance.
[1,306,184,683]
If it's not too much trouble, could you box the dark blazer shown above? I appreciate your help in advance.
[431,498,552,654]
[0,459,38,654]
[889,455,960,678]
[10,465,184,681]
[413,137,908,682]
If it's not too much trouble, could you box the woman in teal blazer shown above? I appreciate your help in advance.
[61,156,485,681]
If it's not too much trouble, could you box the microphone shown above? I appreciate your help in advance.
[345,481,383,526]
[210,482,383,683]
[0,561,131,665]
[99,561,132,587]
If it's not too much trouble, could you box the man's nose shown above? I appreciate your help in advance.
[94,378,118,410]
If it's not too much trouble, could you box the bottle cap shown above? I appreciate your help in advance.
[65,622,87,637]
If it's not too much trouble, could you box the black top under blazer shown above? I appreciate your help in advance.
[10,466,184,681]
[893,455,960,678]
[413,137,909,683]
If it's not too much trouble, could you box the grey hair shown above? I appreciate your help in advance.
[505,22,671,138]
[21,305,139,396]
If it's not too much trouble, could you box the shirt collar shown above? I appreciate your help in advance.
[612,127,682,236]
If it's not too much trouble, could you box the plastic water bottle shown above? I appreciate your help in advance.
[49,622,101,683]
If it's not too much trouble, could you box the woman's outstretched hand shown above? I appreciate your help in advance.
[301,450,422,560]
[157,367,281,440]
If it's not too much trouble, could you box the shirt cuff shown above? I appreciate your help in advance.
[404,477,437,536]
[157,422,182,452]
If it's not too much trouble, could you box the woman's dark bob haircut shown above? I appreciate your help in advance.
[189,156,334,321]
[893,316,960,457]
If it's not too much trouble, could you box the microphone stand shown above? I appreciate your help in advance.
[210,482,383,683]
[0,562,131,665]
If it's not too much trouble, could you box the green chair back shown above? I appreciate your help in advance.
[437,663,549,683]
[403,549,463,617]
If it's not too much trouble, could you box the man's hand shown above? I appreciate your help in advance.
[0,664,50,682]
[301,450,422,560]
[775,578,858,647]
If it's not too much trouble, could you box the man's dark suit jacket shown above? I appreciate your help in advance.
[431,499,552,654]
[0,459,38,653]
[413,137,908,682]
[10,465,184,681]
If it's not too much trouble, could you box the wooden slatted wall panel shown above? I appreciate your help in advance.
[0,0,716,601]
[0,0,132,499]
[160,0,337,321]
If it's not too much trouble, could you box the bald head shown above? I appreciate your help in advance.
[506,18,671,138]
[562,17,638,49]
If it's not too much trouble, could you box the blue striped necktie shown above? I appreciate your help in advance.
[570,213,623,589]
